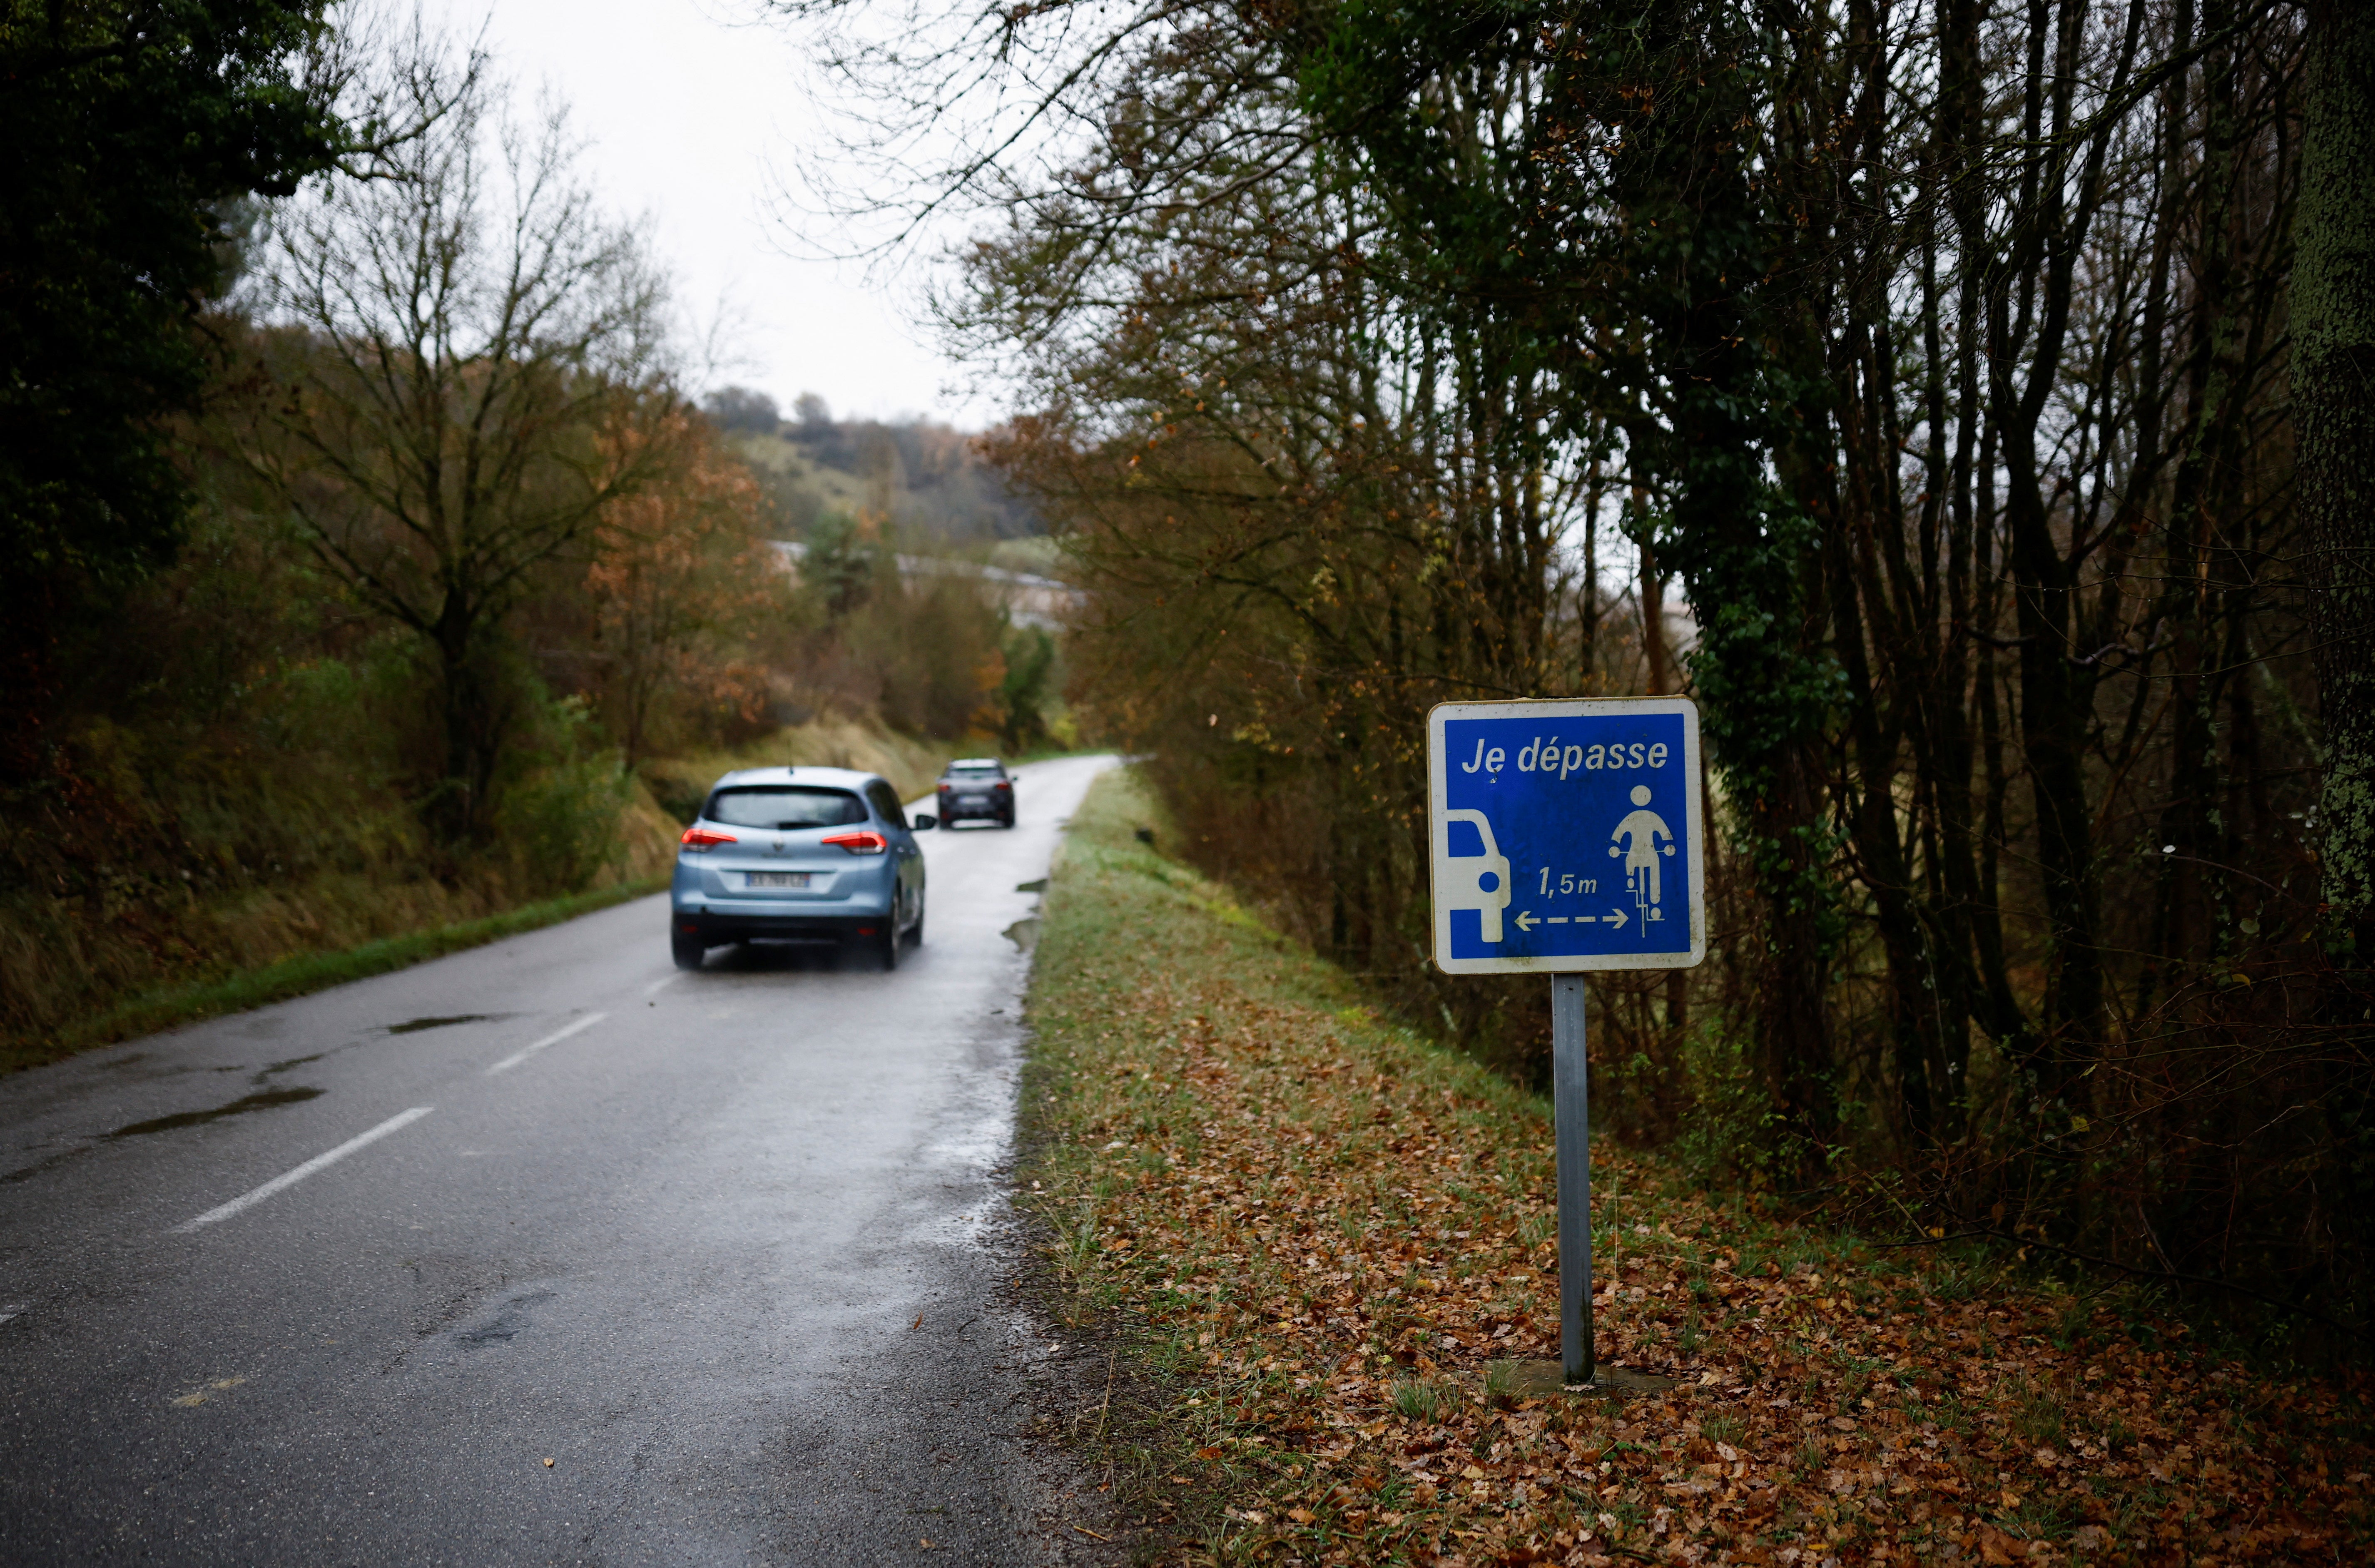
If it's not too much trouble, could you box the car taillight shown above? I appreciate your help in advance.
[680,826,738,851]
[994,780,1011,791]
[821,829,889,855]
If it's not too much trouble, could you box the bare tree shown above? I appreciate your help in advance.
[248,46,680,836]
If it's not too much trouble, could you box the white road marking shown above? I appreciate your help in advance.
[0,1303,24,1325]
[484,1012,607,1076]
[642,974,680,998]
[172,1107,433,1232]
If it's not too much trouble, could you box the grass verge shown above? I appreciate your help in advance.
[5,876,665,1074]
[1019,767,2373,1565]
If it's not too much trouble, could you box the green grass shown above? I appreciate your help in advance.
[5,876,665,1073]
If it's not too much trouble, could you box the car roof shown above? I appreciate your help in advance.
[946,757,1005,769]
[710,765,881,791]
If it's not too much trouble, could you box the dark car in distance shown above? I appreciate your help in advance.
[935,757,1014,829]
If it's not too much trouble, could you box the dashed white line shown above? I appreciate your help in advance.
[642,974,680,998]
[484,1012,607,1076]
[172,1107,434,1232]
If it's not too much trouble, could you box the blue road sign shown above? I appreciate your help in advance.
[1428,698,1706,973]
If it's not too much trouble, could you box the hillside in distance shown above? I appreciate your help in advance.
[703,387,1043,545]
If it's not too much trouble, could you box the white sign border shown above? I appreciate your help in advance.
[1427,697,1708,975]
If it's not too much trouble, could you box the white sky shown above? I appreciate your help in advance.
[426,0,991,426]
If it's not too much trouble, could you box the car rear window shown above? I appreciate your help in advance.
[705,786,868,829]
[946,766,1003,780]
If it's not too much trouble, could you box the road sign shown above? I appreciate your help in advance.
[1426,696,1706,1390]
[1427,698,1706,974]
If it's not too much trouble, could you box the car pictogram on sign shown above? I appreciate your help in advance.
[1434,808,1513,943]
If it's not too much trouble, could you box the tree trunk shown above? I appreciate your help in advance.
[2296,0,2375,941]
[1640,519,1690,1041]
[432,601,504,844]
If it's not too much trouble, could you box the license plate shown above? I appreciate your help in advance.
[746,872,811,889]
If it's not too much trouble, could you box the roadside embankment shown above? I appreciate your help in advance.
[0,712,981,1073]
[9,876,666,1073]
[1019,768,2373,1564]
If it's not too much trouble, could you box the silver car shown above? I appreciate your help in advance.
[669,767,933,970]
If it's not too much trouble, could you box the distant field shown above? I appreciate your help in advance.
[727,415,1043,543]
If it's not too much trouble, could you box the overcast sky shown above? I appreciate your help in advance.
[424,0,991,426]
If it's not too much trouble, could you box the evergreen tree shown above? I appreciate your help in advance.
[0,1,350,774]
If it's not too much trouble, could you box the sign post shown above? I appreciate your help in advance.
[1427,698,1705,1387]
[1552,972,1591,1383]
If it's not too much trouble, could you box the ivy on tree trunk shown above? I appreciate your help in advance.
[2296,0,2375,946]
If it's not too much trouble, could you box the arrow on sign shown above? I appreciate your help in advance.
[1605,907,1630,931]
[1514,910,1538,932]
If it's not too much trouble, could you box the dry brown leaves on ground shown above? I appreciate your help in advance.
[1018,772,2374,1567]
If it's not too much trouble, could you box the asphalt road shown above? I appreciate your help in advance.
[0,754,1120,1566]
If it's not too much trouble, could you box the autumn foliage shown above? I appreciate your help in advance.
[580,415,781,767]
[1021,773,2374,1563]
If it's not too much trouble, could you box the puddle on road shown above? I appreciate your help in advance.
[107,1087,323,1139]
[0,1146,96,1185]
[6,1078,326,1179]
[1003,917,1041,953]
[386,1013,496,1035]
[454,1289,555,1349]
[13,1047,349,1182]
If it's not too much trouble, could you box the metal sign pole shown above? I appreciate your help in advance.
[1553,973,1593,1386]
[1426,697,1700,1394]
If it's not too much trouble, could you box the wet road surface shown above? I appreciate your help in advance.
[0,754,1118,1565]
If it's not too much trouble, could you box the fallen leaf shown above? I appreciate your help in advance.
[1019,801,2375,1568]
